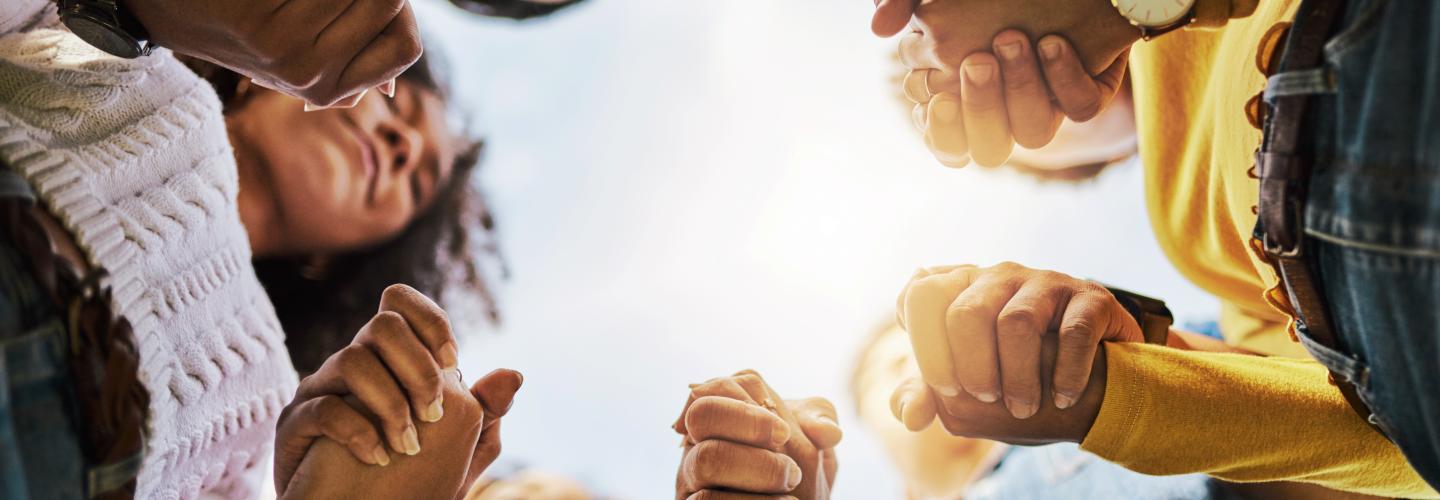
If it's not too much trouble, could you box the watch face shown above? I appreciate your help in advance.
[1113,0,1193,27]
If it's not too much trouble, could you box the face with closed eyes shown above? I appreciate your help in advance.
[227,81,457,257]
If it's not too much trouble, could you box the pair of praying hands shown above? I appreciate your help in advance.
[876,0,1138,167]
[272,285,523,499]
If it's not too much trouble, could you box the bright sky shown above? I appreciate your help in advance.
[418,0,1219,497]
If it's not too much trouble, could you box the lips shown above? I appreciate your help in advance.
[342,115,380,205]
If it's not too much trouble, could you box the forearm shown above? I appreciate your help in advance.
[1081,342,1438,499]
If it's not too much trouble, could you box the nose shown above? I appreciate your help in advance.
[377,117,422,178]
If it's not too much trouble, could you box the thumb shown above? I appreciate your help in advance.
[872,0,919,37]
[470,368,524,421]
[889,377,937,431]
[790,397,843,450]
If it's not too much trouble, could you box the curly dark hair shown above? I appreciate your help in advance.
[187,55,503,374]
[447,0,588,21]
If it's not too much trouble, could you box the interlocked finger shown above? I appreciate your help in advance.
[903,69,935,104]
[680,440,802,494]
[688,491,797,500]
[685,396,791,451]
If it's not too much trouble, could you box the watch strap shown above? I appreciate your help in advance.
[1102,284,1173,345]
[1138,8,1198,40]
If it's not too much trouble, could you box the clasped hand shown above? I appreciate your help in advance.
[874,0,1140,167]
[673,370,843,500]
[891,263,1140,444]
[273,284,523,500]
[128,0,423,108]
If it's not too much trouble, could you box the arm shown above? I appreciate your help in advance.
[895,264,1437,498]
[1082,343,1439,499]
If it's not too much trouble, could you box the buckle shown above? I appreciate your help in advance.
[1256,150,1305,258]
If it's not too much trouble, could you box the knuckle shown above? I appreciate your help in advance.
[996,307,1041,335]
[369,310,408,332]
[688,441,725,481]
[732,368,761,379]
[732,373,763,389]
[992,261,1024,273]
[399,35,423,64]
[382,283,416,303]
[1060,320,1099,343]
[444,385,483,422]
[908,274,949,300]
[1035,270,1068,284]
[1067,96,1103,122]
[946,300,989,324]
[475,437,500,461]
[333,344,370,369]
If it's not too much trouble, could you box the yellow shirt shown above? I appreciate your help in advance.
[1079,1,1439,497]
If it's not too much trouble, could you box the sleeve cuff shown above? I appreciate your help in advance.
[1078,342,1153,461]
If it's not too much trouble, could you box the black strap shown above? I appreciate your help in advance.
[1257,0,1378,424]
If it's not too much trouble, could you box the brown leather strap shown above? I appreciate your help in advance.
[0,167,148,498]
[1257,0,1376,423]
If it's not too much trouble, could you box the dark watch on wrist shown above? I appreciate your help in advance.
[1100,284,1173,345]
[56,0,154,59]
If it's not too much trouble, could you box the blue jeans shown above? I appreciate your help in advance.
[1279,0,1440,489]
[0,213,87,498]
[966,443,1238,500]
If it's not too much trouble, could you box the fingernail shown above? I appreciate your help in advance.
[303,102,321,112]
[422,395,444,423]
[381,78,397,98]
[444,367,463,387]
[1054,392,1077,410]
[439,342,459,370]
[1040,39,1062,61]
[934,385,960,398]
[1006,397,1037,419]
[402,426,420,455]
[911,103,927,131]
[371,445,390,466]
[964,62,994,85]
[817,415,838,427]
[997,41,1022,60]
[967,388,999,403]
[785,460,803,490]
[687,383,700,390]
[249,78,280,91]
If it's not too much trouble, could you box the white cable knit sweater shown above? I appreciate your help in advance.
[0,2,299,498]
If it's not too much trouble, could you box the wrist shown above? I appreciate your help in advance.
[1069,0,1142,73]
[1069,343,1108,442]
